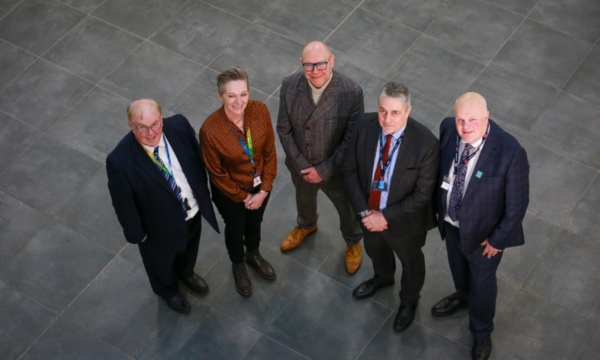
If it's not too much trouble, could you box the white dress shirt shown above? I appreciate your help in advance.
[370,126,406,210]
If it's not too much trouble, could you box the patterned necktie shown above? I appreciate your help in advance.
[447,143,472,221]
[154,146,187,214]
[368,134,393,211]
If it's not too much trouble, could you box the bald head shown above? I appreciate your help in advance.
[127,99,163,147]
[454,92,489,144]
[301,41,331,60]
[127,99,162,124]
[301,41,335,89]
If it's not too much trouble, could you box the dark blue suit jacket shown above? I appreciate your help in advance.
[107,114,219,253]
[436,118,529,253]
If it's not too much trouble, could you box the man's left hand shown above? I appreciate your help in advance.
[481,239,502,258]
[300,167,323,184]
[362,211,388,232]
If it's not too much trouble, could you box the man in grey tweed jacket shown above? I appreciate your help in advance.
[276,41,364,274]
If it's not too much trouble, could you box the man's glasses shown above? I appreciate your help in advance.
[132,122,162,134]
[302,61,329,72]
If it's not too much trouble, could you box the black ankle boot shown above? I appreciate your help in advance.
[244,248,276,280]
[232,262,252,297]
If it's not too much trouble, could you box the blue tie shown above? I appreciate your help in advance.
[448,143,472,221]
[153,146,187,214]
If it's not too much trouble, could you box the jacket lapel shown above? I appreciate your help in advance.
[462,123,498,203]
[296,77,316,124]
[364,119,381,192]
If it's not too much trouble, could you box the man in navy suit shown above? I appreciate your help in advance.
[343,82,439,332]
[432,92,529,360]
[107,99,219,313]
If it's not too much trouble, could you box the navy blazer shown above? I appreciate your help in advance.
[107,114,219,253]
[343,114,439,239]
[436,117,529,252]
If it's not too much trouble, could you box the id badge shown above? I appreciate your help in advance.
[441,175,452,191]
[371,180,388,192]
[253,173,262,187]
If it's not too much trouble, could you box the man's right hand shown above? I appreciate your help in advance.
[300,167,323,184]
[141,235,147,243]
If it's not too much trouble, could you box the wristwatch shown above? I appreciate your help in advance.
[359,209,371,218]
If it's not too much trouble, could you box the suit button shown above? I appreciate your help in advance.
[305,126,311,130]
[306,143,312,147]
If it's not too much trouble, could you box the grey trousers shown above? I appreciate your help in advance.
[288,163,362,246]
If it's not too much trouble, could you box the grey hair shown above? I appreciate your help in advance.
[379,81,411,108]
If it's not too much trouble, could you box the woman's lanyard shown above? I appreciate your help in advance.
[376,131,404,189]
[453,124,490,172]
[231,127,256,174]
[142,135,174,177]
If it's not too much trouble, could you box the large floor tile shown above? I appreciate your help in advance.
[91,0,187,39]
[100,42,204,106]
[563,45,600,107]
[199,0,277,22]
[425,0,523,60]
[20,317,130,360]
[0,39,36,90]
[47,87,132,163]
[266,273,391,360]
[0,221,114,312]
[494,290,599,359]
[244,336,308,360]
[578,329,600,360]
[387,35,487,106]
[150,2,249,66]
[357,317,468,360]
[0,0,21,17]
[360,0,452,32]
[255,0,353,44]
[316,240,373,291]
[54,169,125,254]
[521,139,596,225]
[202,247,314,332]
[0,280,57,360]
[43,17,142,83]
[485,0,537,15]
[529,91,600,169]
[494,19,592,88]
[524,230,600,321]
[211,25,303,95]
[0,191,49,269]
[327,9,420,78]
[565,174,600,245]
[330,54,382,96]
[0,135,101,215]
[0,60,93,131]
[59,0,103,13]
[0,112,41,173]
[529,0,600,44]
[0,0,84,55]
[469,62,558,138]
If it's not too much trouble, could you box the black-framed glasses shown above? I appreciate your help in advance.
[132,121,162,134]
[302,60,329,72]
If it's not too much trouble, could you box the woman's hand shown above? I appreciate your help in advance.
[245,191,268,210]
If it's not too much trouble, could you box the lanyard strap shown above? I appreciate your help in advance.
[378,131,404,180]
[142,135,174,177]
[453,124,490,172]
[231,127,255,167]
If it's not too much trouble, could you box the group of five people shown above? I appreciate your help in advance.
[107,41,529,360]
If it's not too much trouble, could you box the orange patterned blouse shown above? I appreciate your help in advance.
[199,100,277,202]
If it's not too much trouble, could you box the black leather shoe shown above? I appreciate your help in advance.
[181,273,209,293]
[245,248,276,280]
[232,262,253,297]
[393,304,417,333]
[472,336,492,360]
[352,278,394,299]
[431,294,467,317]
[163,293,191,313]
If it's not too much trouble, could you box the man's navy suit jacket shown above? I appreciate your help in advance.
[107,114,219,253]
[436,117,529,253]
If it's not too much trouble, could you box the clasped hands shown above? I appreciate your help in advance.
[300,167,322,184]
[362,210,388,232]
[244,191,267,210]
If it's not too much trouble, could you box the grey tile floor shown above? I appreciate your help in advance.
[0,0,599,359]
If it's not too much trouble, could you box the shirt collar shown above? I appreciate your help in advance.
[381,125,406,140]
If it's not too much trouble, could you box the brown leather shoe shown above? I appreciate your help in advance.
[345,243,362,275]
[280,224,318,251]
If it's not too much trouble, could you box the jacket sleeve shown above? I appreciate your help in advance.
[315,86,364,181]
[106,157,145,244]
[488,147,530,250]
[342,118,368,216]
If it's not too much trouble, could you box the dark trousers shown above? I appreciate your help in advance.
[363,229,426,306]
[138,212,202,298]
[444,222,503,340]
[210,183,270,264]
[288,165,362,246]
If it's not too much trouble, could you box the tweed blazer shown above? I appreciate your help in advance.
[436,117,529,252]
[276,70,363,181]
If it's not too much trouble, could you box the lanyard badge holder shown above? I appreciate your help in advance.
[441,124,490,191]
[232,127,262,190]
[372,132,404,192]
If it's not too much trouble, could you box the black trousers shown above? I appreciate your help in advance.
[363,229,426,306]
[444,222,503,340]
[138,212,202,298]
[210,183,270,264]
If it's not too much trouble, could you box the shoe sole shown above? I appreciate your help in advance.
[169,306,191,314]
[244,258,277,280]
